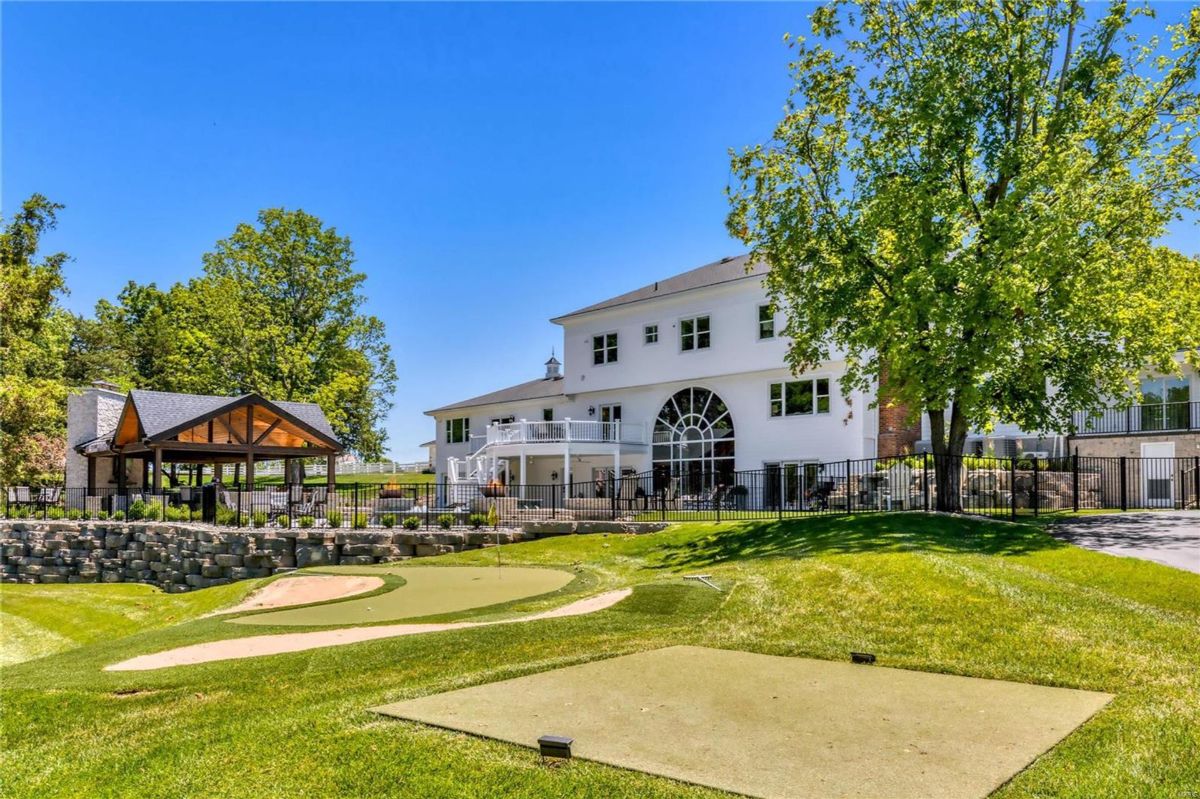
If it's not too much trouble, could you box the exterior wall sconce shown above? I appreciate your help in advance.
[550,471,559,482]
[587,406,595,416]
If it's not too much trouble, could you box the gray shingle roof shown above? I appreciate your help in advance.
[425,376,565,415]
[127,390,340,444]
[550,254,765,322]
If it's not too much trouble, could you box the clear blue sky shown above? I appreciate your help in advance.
[3,2,1195,461]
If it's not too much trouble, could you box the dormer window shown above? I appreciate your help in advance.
[593,332,618,365]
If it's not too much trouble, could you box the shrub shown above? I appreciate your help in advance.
[298,515,315,528]
[251,511,268,528]
[112,510,126,521]
[47,506,66,520]
[326,510,343,529]
[352,512,369,530]
[164,506,184,522]
[143,502,163,521]
[487,504,499,528]
[97,510,109,521]
[436,513,455,530]
[467,513,487,530]
[380,513,396,528]
[216,506,237,526]
[276,514,290,528]
[127,500,147,521]
[66,508,83,521]
[402,515,421,530]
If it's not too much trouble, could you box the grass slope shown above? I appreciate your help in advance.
[2,514,1198,798]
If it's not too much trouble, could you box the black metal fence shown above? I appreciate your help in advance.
[4,454,1199,528]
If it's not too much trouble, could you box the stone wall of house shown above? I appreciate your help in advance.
[1069,432,1200,459]
[0,521,526,591]
[65,385,127,489]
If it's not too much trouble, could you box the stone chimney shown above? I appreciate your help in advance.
[65,381,127,487]
[545,350,561,380]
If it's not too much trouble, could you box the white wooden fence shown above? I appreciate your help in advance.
[253,459,428,477]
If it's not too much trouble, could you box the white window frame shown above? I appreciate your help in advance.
[444,417,470,444]
[643,323,659,345]
[593,331,619,365]
[758,304,775,340]
[769,377,832,417]
[679,314,711,352]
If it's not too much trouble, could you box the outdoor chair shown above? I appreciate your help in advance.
[37,486,63,510]
[310,487,329,515]
[268,490,289,521]
[683,487,716,511]
[805,481,834,511]
[7,486,32,508]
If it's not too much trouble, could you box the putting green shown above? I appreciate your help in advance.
[229,566,575,627]
[373,645,1113,799]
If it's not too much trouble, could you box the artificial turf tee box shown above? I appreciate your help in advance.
[373,646,1112,799]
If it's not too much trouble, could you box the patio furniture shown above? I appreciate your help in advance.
[37,486,63,512]
[682,487,717,511]
[268,490,289,521]
[7,486,32,510]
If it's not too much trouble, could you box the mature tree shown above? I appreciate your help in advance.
[197,208,398,458]
[728,0,1200,509]
[0,195,74,484]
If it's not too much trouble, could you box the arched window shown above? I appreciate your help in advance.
[652,387,735,493]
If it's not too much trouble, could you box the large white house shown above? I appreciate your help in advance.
[426,255,904,501]
[427,254,1199,505]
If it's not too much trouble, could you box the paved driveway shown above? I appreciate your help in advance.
[1050,512,1200,574]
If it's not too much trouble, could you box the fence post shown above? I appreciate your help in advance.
[922,453,930,512]
[1072,453,1079,513]
[1032,457,1039,517]
[845,459,852,514]
[1010,457,1016,520]
[237,489,242,528]
[1195,457,1200,511]
[1119,456,1128,512]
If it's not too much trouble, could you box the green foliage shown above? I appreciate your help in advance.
[275,514,290,529]
[96,510,109,521]
[251,511,268,528]
[436,513,455,530]
[727,1,1200,492]
[297,515,315,529]
[165,506,186,522]
[126,500,146,522]
[379,513,396,528]
[46,507,65,520]
[467,513,487,530]
[143,502,163,521]
[0,195,73,485]
[215,506,238,527]
[486,503,499,528]
[110,510,125,521]
[65,508,83,521]
[352,512,369,530]
[326,510,343,529]
[402,515,420,530]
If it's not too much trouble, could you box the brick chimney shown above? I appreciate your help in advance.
[876,366,921,457]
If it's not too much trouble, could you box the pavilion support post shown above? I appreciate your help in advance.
[87,457,97,495]
[284,457,293,489]
[153,447,163,497]
[214,463,224,485]
[245,406,255,491]
[142,458,151,490]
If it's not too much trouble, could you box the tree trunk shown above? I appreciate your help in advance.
[927,402,970,512]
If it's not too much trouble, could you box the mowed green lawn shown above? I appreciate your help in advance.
[1,515,1197,798]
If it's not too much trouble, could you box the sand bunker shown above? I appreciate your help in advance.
[215,575,384,614]
[105,589,631,671]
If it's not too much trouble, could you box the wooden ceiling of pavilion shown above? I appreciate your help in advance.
[110,393,343,464]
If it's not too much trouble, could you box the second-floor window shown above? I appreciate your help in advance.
[758,305,775,339]
[445,417,470,443]
[543,408,554,422]
[593,332,618,365]
[769,378,831,417]
[680,315,710,351]
[644,324,659,344]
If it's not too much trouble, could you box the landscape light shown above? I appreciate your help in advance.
[850,652,876,665]
[538,734,573,762]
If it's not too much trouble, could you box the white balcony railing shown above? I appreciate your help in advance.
[483,419,648,447]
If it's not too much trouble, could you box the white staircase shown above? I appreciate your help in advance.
[445,442,508,505]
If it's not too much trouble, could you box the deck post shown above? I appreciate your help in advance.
[519,448,527,500]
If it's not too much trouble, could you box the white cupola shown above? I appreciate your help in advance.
[545,350,561,379]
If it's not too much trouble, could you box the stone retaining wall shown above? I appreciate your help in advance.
[0,521,527,592]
